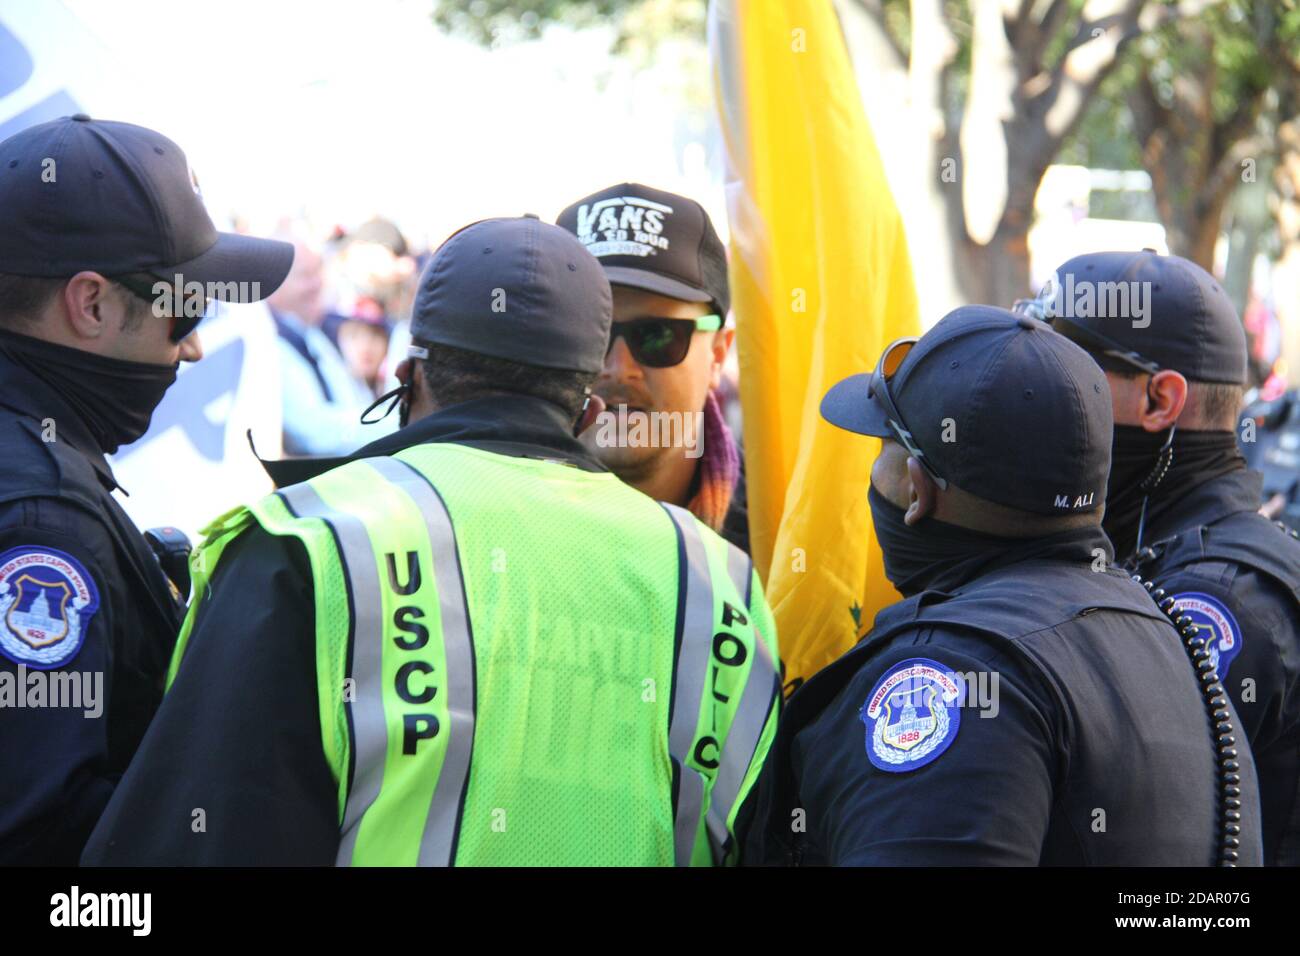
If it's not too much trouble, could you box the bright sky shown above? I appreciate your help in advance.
[3,0,723,248]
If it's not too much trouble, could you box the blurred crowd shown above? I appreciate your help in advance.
[267,215,745,459]
[266,217,425,456]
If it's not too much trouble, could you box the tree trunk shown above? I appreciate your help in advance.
[843,0,1150,311]
[1222,176,1271,318]
[956,219,1033,307]
[835,0,965,323]
[1272,112,1300,378]
[1177,182,1234,272]
[953,0,1149,305]
[1129,7,1288,272]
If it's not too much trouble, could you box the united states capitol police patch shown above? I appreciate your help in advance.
[1172,592,1242,676]
[0,547,100,670]
[860,658,962,772]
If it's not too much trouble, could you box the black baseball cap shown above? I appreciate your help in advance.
[821,305,1113,515]
[0,115,292,299]
[556,182,730,318]
[410,216,612,375]
[1039,250,1247,384]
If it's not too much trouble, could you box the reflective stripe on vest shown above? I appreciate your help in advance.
[366,456,476,867]
[283,458,477,867]
[662,503,716,866]
[249,445,775,866]
[662,505,779,864]
[277,479,388,866]
[726,546,752,607]
[706,548,777,857]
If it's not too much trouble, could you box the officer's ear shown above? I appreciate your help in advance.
[62,272,120,343]
[396,356,437,422]
[904,456,938,526]
[1140,369,1187,431]
[708,327,734,391]
[574,390,606,437]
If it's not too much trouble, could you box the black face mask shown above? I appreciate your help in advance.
[868,484,1023,597]
[0,328,177,455]
[1104,425,1245,558]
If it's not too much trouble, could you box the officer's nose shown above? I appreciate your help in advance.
[601,335,643,384]
[178,331,203,363]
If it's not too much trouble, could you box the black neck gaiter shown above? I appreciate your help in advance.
[868,484,1026,597]
[1104,425,1245,559]
[0,328,178,455]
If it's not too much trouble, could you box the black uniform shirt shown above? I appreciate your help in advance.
[720,457,749,556]
[742,526,1263,866]
[1131,467,1300,865]
[0,349,184,865]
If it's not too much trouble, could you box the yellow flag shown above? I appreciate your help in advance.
[709,0,920,692]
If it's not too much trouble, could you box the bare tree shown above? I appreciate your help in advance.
[846,0,1173,307]
[1128,1,1300,270]
[436,0,1282,307]
[1268,86,1300,376]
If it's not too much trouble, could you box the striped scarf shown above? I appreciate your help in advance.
[686,389,740,532]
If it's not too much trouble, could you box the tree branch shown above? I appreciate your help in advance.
[1128,63,1174,145]
[1205,129,1270,208]
[936,41,969,245]
[1021,0,1144,146]
[843,0,908,71]
[1039,0,1074,55]
[1209,95,1265,174]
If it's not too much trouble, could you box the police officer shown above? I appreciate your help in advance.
[741,305,1261,865]
[83,217,780,866]
[0,116,291,865]
[1036,250,1300,866]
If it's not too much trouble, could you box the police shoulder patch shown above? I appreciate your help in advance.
[0,546,101,670]
[860,657,962,773]
[1172,591,1243,676]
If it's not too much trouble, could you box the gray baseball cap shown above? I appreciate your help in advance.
[410,216,612,374]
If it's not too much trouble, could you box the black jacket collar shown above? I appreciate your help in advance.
[911,524,1113,599]
[869,524,1116,636]
[259,394,608,488]
[1141,466,1263,545]
[0,348,119,491]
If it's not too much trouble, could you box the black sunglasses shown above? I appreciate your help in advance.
[608,314,723,368]
[111,273,208,344]
[1051,316,1162,376]
[869,337,948,490]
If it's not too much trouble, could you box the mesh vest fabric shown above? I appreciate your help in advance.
[172,442,780,866]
